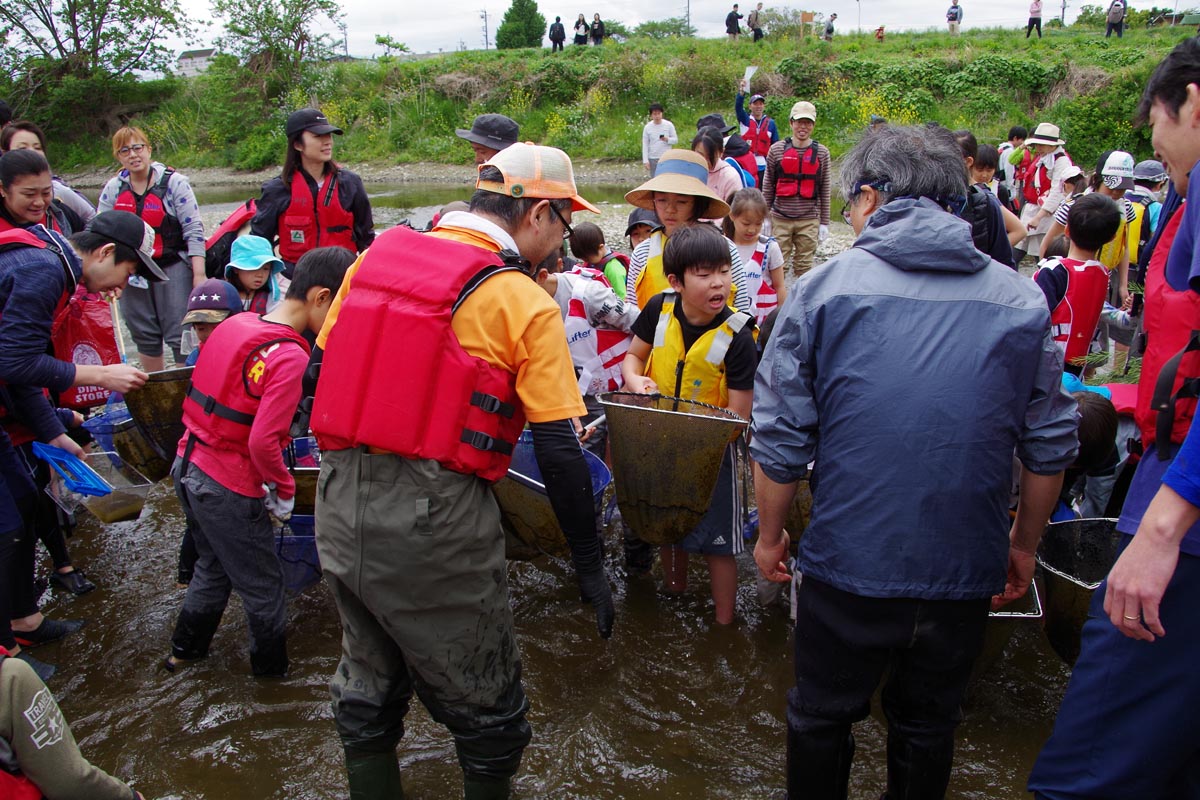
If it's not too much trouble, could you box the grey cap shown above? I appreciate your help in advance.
[455,114,519,150]
[1133,159,1167,182]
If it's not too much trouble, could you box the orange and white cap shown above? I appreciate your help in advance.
[477,142,600,213]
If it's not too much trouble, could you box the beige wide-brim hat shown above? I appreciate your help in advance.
[1026,122,1065,147]
[624,150,731,219]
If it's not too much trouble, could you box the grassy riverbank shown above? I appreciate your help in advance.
[49,24,1186,175]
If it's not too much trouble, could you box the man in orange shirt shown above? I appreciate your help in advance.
[310,143,615,800]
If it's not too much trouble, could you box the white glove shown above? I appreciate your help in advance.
[263,483,294,523]
[818,224,830,242]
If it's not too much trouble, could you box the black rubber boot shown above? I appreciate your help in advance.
[249,634,289,678]
[169,608,223,661]
[787,725,855,800]
[463,775,510,800]
[883,730,954,800]
[344,747,404,799]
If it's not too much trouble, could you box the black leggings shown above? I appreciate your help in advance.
[19,444,72,570]
[1026,17,1042,37]
[0,443,39,650]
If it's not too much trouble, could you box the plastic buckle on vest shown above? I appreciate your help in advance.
[470,391,515,419]
[460,429,514,455]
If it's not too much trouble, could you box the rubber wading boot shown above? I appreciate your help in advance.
[249,635,289,678]
[787,728,855,799]
[463,775,510,800]
[884,733,953,800]
[344,748,404,799]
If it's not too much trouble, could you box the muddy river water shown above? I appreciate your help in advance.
[41,480,1071,800]
[39,184,1070,799]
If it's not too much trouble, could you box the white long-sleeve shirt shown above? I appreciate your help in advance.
[642,120,678,165]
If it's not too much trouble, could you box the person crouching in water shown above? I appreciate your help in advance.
[164,248,350,676]
[621,224,756,624]
[224,235,287,313]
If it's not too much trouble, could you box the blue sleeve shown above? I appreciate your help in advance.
[1164,419,1200,507]
[769,119,780,143]
[749,282,818,483]
[1166,158,1200,292]
[0,261,75,392]
[735,93,750,127]
[1016,325,1080,475]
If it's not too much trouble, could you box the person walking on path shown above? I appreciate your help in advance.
[1106,0,1126,37]
[726,4,743,40]
[590,13,605,45]
[748,2,765,41]
[642,103,678,176]
[762,101,831,278]
[753,123,1077,800]
[823,13,837,40]
[947,0,964,34]
[548,16,566,51]
[573,14,589,44]
[1027,0,1043,38]
[310,143,614,799]
[1028,37,1200,800]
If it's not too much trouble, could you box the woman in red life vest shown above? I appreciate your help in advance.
[250,108,374,280]
[97,126,207,372]
[0,121,95,229]
[0,150,76,235]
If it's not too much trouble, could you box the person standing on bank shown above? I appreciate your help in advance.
[1105,0,1126,37]
[548,16,566,51]
[752,124,1077,800]
[310,143,615,800]
[573,13,589,44]
[823,13,838,40]
[726,4,743,40]
[1026,0,1043,38]
[947,0,964,34]
[590,13,605,44]
[97,127,206,371]
[250,108,374,281]
[456,113,520,167]
[642,103,677,176]
[762,101,831,278]
[748,1,765,41]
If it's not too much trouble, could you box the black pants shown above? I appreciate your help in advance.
[787,577,989,800]
[19,444,72,570]
[551,40,563,51]
[0,439,38,650]
[1026,17,1042,36]
[1105,21,1124,37]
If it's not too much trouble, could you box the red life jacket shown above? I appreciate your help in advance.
[0,228,75,447]
[0,208,65,235]
[0,649,48,800]
[731,150,761,187]
[744,115,774,158]
[277,171,357,263]
[562,269,631,395]
[1135,210,1197,450]
[775,140,821,199]
[744,236,778,325]
[112,168,186,261]
[181,313,309,461]
[1021,150,1068,207]
[1038,257,1110,368]
[311,227,528,482]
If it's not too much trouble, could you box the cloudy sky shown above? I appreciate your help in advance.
[170,0,1082,60]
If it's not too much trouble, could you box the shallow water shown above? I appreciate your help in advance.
[37,481,1072,800]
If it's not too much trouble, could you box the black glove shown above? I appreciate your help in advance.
[577,568,615,639]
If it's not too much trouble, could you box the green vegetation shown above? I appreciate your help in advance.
[496,0,547,49]
[3,23,1192,172]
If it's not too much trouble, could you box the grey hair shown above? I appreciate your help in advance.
[837,124,968,206]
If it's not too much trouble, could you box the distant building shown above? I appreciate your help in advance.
[176,48,217,77]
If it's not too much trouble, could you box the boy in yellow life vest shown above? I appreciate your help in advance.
[621,224,756,624]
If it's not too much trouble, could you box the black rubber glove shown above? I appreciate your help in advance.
[530,419,615,639]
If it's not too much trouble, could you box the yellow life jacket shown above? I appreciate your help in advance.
[634,229,740,311]
[1097,207,1129,272]
[645,292,752,408]
[1127,199,1147,267]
